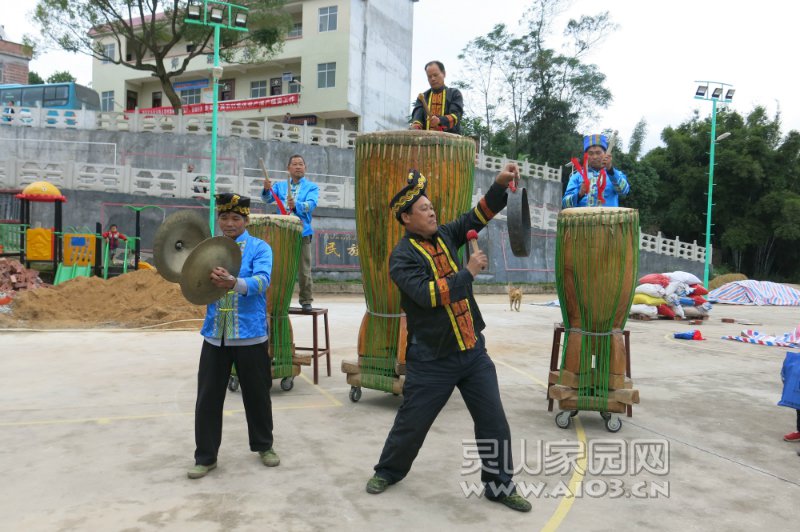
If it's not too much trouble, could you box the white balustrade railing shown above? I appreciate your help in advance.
[476,154,561,182]
[0,114,703,262]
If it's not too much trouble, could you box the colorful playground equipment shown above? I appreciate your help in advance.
[0,182,151,284]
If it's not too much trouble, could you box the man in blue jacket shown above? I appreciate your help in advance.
[562,134,630,208]
[262,154,320,312]
[188,193,279,479]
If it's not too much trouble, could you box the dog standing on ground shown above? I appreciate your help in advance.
[508,283,522,312]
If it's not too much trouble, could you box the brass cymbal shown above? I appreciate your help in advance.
[153,210,211,283]
[179,236,242,305]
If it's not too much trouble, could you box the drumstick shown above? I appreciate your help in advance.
[466,229,480,254]
[259,158,288,215]
[607,130,619,153]
[417,93,432,118]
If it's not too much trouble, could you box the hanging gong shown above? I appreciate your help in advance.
[506,186,531,257]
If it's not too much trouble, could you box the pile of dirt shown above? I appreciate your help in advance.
[0,269,205,329]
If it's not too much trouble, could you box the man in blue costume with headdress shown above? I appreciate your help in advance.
[188,193,280,479]
[562,134,630,208]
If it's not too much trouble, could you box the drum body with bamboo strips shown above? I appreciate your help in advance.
[355,130,475,392]
[555,207,639,397]
[248,214,303,378]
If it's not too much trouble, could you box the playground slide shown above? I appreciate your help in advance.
[54,262,93,286]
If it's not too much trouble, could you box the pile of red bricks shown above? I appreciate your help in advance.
[0,258,44,293]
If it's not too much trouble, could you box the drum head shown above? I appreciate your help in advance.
[507,186,531,257]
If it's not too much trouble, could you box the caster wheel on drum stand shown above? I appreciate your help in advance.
[349,386,362,402]
[605,415,622,433]
[555,410,572,429]
[228,375,239,392]
[280,377,294,391]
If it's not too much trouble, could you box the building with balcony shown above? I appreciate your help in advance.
[90,0,416,132]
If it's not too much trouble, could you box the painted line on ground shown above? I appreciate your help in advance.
[494,358,587,531]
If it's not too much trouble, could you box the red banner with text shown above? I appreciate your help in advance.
[136,93,299,115]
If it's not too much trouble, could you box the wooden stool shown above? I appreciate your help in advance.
[288,307,331,384]
[548,324,633,417]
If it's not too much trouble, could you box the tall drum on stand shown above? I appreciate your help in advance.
[342,130,475,401]
[249,214,307,391]
[550,207,641,431]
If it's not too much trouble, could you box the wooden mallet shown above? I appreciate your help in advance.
[467,229,480,255]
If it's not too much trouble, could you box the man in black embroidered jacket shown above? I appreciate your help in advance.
[364,164,532,513]
[410,60,463,134]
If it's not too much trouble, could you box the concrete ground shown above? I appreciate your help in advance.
[1,294,799,531]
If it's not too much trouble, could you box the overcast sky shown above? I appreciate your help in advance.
[4,0,800,156]
[412,0,800,155]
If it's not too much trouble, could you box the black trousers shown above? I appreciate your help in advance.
[373,336,516,497]
[194,340,273,466]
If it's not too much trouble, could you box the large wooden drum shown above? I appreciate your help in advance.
[555,207,639,403]
[355,130,475,391]
[249,214,303,379]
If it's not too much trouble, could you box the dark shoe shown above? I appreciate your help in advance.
[301,303,312,312]
[494,494,532,513]
[259,449,280,467]
[366,475,389,494]
[187,462,217,479]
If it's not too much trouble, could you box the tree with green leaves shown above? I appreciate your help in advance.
[457,0,614,163]
[31,0,290,111]
[28,71,44,84]
[642,106,800,281]
[46,71,76,84]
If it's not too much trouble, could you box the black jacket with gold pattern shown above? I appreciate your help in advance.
[389,182,508,361]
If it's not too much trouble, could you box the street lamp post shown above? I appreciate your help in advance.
[185,0,249,235]
[693,81,735,287]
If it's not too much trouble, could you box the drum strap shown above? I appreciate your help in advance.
[367,310,406,318]
[567,328,623,337]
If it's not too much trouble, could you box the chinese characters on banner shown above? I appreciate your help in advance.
[136,93,300,116]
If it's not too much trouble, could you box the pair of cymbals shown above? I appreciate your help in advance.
[153,210,241,305]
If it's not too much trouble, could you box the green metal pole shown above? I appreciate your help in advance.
[209,24,221,235]
[704,97,718,287]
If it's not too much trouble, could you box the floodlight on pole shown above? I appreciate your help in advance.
[693,80,735,287]
[187,0,202,20]
[184,0,249,235]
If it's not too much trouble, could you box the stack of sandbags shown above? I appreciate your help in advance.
[630,271,711,320]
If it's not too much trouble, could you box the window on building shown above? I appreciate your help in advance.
[152,91,162,108]
[101,43,115,64]
[101,90,115,111]
[181,88,201,105]
[251,80,267,98]
[171,57,179,69]
[317,62,336,89]
[288,22,303,38]
[288,76,301,94]
[269,78,282,96]
[186,44,195,53]
[207,54,213,64]
[319,6,338,32]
